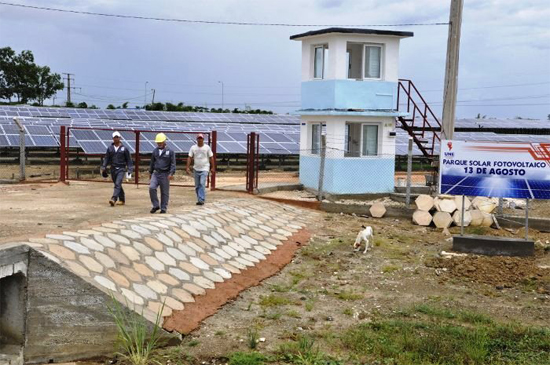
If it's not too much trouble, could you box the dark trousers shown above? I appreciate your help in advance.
[111,167,125,202]
[149,172,170,210]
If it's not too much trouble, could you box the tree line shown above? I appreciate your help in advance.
[0,47,64,105]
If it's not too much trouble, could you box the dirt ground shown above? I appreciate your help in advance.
[2,182,549,363]
[0,181,244,244]
[173,215,549,358]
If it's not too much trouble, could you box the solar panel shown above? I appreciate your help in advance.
[78,141,107,154]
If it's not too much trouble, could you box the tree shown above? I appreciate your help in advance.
[32,65,64,105]
[547,114,550,121]
[65,101,75,107]
[77,102,88,108]
[107,104,115,109]
[0,47,63,104]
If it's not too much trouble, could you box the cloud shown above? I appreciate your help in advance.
[0,0,548,118]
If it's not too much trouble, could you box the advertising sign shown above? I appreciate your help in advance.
[439,140,550,199]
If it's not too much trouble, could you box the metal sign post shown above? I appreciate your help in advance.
[460,195,465,236]
[525,199,529,241]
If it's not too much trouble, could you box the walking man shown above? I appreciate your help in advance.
[149,133,176,214]
[186,133,214,205]
[101,131,133,206]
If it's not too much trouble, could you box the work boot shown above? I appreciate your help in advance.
[109,200,115,207]
[150,207,160,214]
[117,201,125,206]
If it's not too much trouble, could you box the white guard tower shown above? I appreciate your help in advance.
[290,28,413,194]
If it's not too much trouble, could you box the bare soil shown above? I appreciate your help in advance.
[3,181,549,363]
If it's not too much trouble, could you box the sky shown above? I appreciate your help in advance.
[0,0,549,119]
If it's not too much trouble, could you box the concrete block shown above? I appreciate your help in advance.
[452,210,472,227]
[453,235,534,256]
[433,212,453,228]
[412,210,432,226]
[369,203,386,218]
[415,195,434,211]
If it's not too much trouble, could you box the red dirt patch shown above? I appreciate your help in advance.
[163,228,312,334]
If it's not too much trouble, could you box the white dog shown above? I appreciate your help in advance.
[353,225,374,254]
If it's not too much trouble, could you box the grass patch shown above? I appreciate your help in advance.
[259,294,292,307]
[186,339,199,347]
[333,290,363,301]
[305,300,315,312]
[229,352,266,365]
[382,264,401,273]
[286,309,301,318]
[340,305,550,364]
[278,335,340,365]
[342,308,354,317]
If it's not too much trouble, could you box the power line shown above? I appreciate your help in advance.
[420,81,550,92]
[0,2,449,27]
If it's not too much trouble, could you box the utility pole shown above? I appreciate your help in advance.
[441,0,464,141]
[151,89,156,104]
[63,73,74,104]
[63,73,81,105]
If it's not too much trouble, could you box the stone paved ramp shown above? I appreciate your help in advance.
[8,199,319,328]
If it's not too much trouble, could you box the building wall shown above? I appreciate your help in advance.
[300,154,395,194]
[299,115,396,157]
[299,34,401,82]
[301,80,397,110]
[299,115,396,194]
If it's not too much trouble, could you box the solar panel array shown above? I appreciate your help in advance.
[0,106,300,155]
[0,106,548,156]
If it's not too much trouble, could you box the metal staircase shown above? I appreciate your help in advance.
[396,79,441,159]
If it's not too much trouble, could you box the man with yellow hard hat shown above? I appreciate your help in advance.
[148,133,176,213]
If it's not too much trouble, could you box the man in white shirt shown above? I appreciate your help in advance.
[186,133,214,205]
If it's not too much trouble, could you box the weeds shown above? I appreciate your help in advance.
[278,335,337,365]
[382,264,401,273]
[247,328,260,349]
[305,300,315,312]
[333,290,363,301]
[107,295,166,365]
[342,308,354,316]
[229,352,266,365]
[259,294,292,307]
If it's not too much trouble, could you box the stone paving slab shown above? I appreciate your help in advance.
[6,199,319,326]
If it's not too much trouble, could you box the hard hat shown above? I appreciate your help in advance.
[112,131,121,138]
[196,133,204,139]
[155,133,167,143]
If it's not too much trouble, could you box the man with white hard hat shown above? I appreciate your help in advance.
[101,131,133,206]
[186,133,214,205]
[149,133,176,213]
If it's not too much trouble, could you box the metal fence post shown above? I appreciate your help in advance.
[59,126,66,183]
[406,137,413,207]
[317,135,326,201]
[134,131,140,186]
[211,130,217,190]
[13,118,25,181]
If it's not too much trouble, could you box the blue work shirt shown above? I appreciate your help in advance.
[102,143,133,172]
[149,146,176,175]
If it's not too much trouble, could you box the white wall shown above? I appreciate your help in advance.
[296,33,403,82]
[300,115,396,158]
